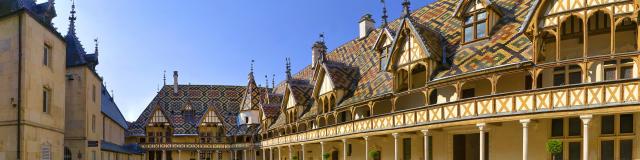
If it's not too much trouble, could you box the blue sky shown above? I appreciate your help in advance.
[44,0,433,121]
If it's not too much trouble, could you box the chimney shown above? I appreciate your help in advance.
[359,14,375,39]
[173,71,179,94]
[311,34,327,68]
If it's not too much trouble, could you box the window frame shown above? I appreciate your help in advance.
[43,44,52,67]
[42,87,51,113]
[599,114,635,160]
[550,117,585,160]
[462,1,489,43]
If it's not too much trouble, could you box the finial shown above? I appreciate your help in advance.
[319,33,325,43]
[111,90,115,100]
[94,38,99,55]
[380,0,389,27]
[250,60,255,73]
[163,70,167,86]
[285,58,292,80]
[70,0,76,21]
[265,75,269,89]
[272,74,275,90]
[402,0,411,18]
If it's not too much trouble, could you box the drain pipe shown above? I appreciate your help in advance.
[16,12,23,160]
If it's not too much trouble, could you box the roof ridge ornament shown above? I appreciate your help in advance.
[93,38,99,56]
[402,0,411,18]
[285,57,292,80]
[380,0,389,27]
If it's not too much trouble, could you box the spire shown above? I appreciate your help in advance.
[380,0,389,27]
[402,0,411,18]
[163,70,166,86]
[285,58,292,80]
[68,0,77,35]
[272,74,275,90]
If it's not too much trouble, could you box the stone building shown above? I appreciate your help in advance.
[128,0,640,160]
[0,0,142,159]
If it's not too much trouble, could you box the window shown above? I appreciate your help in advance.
[463,0,488,42]
[429,90,438,105]
[550,117,584,160]
[245,117,249,124]
[403,138,411,160]
[43,44,51,66]
[603,59,634,81]
[92,115,96,133]
[600,114,634,160]
[92,85,96,102]
[42,88,51,113]
[553,65,582,86]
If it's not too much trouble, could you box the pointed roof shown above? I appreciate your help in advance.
[240,61,261,111]
[64,2,98,69]
[0,0,57,24]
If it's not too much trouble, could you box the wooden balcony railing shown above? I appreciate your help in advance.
[262,79,639,147]
[140,142,260,150]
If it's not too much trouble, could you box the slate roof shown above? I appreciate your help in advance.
[101,85,128,128]
[65,6,99,69]
[101,140,144,155]
[0,0,56,24]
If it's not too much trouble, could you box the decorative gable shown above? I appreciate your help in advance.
[386,19,440,72]
[318,73,335,96]
[286,92,297,108]
[200,110,221,125]
[149,109,168,124]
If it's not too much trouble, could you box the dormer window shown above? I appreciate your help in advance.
[463,0,488,42]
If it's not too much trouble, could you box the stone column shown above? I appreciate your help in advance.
[392,133,399,160]
[320,142,325,160]
[301,144,305,160]
[263,148,266,160]
[288,145,293,160]
[477,123,486,160]
[197,150,201,160]
[422,130,430,160]
[364,136,369,160]
[520,119,531,160]
[162,150,166,160]
[244,150,247,160]
[342,139,348,160]
[217,150,221,160]
[581,115,592,160]
[178,150,181,160]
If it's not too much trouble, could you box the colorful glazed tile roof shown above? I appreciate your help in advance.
[127,85,246,136]
[267,0,533,129]
[240,72,261,111]
[129,0,535,135]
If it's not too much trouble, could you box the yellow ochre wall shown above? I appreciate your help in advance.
[0,12,67,160]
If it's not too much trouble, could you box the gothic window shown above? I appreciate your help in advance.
[463,0,488,42]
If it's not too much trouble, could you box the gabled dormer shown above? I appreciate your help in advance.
[454,0,502,43]
[281,80,313,123]
[312,62,355,113]
[373,27,396,72]
[386,18,442,92]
